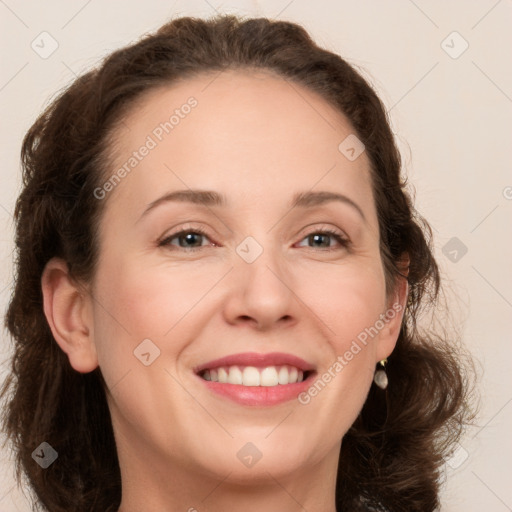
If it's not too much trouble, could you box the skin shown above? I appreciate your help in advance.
[41,69,408,512]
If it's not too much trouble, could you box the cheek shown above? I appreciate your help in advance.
[288,260,388,443]
[298,257,388,340]
[90,257,221,371]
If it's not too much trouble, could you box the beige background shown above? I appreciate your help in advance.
[1,0,511,510]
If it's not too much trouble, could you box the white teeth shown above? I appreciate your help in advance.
[218,367,228,383]
[260,367,279,386]
[227,366,243,385]
[242,367,260,386]
[201,365,307,386]
[278,365,289,384]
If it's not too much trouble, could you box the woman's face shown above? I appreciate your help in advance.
[85,70,404,483]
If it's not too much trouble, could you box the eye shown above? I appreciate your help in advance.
[158,225,350,253]
[296,228,350,251]
[158,227,214,252]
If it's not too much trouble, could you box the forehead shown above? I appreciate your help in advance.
[102,69,375,224]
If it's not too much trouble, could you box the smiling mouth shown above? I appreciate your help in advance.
[197,365,314,387]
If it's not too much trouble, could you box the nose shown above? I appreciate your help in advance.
[222,239,298,331]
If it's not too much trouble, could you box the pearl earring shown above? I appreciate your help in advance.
[373,358,388,390]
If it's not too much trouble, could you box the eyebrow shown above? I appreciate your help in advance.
[138,189,366,222]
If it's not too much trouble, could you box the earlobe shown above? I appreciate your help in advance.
[41,257,98,373]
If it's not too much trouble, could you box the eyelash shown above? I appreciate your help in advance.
[158,225,351,253]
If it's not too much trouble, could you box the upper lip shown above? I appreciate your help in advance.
[193,352,316,374]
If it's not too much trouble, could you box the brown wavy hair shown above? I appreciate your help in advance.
[1,13,477,512]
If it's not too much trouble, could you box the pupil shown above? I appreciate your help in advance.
[311,234,327,247]
[183,233,200,246]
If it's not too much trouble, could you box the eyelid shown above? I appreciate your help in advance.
[299,223,349,240]
[158,223,214,248]
[296,224,351,250]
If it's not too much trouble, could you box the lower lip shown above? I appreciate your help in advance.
[195,372,316,406]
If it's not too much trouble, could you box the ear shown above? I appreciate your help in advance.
[41,257,98,373]
[375,253,410,362]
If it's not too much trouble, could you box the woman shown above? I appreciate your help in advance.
[0,14,476,512]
